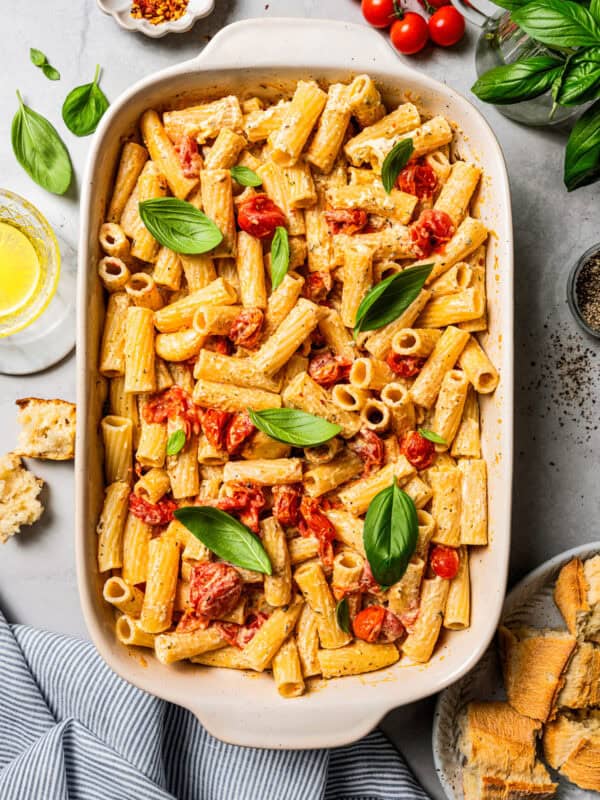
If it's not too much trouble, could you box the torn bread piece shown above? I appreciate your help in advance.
[557,641,600,709]
[15,397,76,460]
[460,701,557,800]
[554,556,600,642]
[0,453,44,543]
[498,626,576,722]
[543,710,600,793]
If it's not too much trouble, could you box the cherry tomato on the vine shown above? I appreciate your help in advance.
[361,0,398,28]
[390,13,429,55]
[418,0,451,10]
[428,6,465,47]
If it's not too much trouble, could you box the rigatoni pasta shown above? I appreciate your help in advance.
[96,74,498,698]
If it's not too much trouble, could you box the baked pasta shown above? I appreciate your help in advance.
[96,75,498,698]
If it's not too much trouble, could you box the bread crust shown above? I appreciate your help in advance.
[0,452,44,543]
[498,626,576,723]
[557,641,600,709]
[15,397,76,460]
[554,558,588,636]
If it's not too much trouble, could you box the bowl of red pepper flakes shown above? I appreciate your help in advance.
[97,0,214,38]
[567,243,600,340]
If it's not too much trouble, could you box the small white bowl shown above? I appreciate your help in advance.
[97,0,215,38]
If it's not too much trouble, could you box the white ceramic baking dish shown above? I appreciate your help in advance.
[76,17,514,749]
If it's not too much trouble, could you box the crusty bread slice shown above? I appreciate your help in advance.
[557,641,600,709]
[460,702,557,800]
[498,626,576,722]
[15,397,76,460]
[554,556,600,643]
[543,710,600,792]
[0,452,44,543]
[461,701,541,775]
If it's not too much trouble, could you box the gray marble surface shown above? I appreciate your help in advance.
[0,1,599,797]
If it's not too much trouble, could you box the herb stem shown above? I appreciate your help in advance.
[94,64,101,84]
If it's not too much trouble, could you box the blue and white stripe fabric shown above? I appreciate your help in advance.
[0,609,430,799]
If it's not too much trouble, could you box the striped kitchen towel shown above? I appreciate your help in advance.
[0,609,430,800]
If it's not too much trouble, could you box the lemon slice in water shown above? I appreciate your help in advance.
[0,222,41,317]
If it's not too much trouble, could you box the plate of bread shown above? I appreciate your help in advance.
[433,542,600,799]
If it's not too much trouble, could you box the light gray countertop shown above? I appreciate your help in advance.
[1,1,599,797]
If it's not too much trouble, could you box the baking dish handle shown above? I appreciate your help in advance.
[191,17,403,72]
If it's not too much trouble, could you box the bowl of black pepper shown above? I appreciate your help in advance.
[567,243,600,340]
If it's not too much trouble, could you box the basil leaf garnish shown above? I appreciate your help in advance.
[363,481,418,587]
[62,65,109,136]
[592,0,600,23]
[230,165,262,187]
[418,428,447,445]
[11,90,72,195]
[30,48,46,67]
[335,598,351,634]
[42,64,61,81]
[248,408,341,447]
[354,263,433,336]
[174,506,272,575]
[553,48,600,106]
[166,429,186,455]
[564,97,600,191]
[270,226,289,290]
[472,57,564,105]
[381,138,414,194]
[512,0,600,48]
[138,197,223,255]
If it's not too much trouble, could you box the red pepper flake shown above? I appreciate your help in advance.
[131,0,189,24]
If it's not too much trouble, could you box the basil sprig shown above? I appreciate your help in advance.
[472,57,564,104]
[512,0,600,48]
[381,138,414,194]
[175,506,272,575]
[418,428,447,445]
[354,263,433,336]
[166,429,186,455]
[30,48,60,80]
[138,197,223,254]
[565,98,600,190]
[363,481,418,587]
[11,91,72,195]
[62,65,109,137]
[335,598,351,634]
[553,48,600,106]
[230,165,262,187]
[270,226,289,290]
[248,408,341,447]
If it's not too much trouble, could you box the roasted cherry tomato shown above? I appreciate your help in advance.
[397,159,438,199]
[189,562,243,619]
[386,352,426,378]
[128,493,177,526]
[229,307,264,350]
[400,430,436,470]
[348,429,385,476]
[324,208,368,236]
[361,0,397,28]
[308,351,352,388]
[390,13,429,55]
[237,195,286,239]
[429,6,465,47]
[353,605,386,642]
[409,209,455,259]
[430,545,460,580]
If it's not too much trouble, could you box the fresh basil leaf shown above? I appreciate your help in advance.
[363,480,418,587]
[381,138,414,194]
[230,165,262,187]
[138,197,223,255]
[270,226,289,290]
[592,0,600,23]
[175,506,272,574]
[354,263,433,335]
[11,91,72,195]
[512,0,600,48]
[554,48,600,106]
[30,48,47,67]
[335,598,351,634]
[564,98,600,190]
[166,429,186,455]
[472,57,564,104]
[248,408,341,447]
[418,428,447,445]
[62,65,108,136]
[42,64,61,81]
